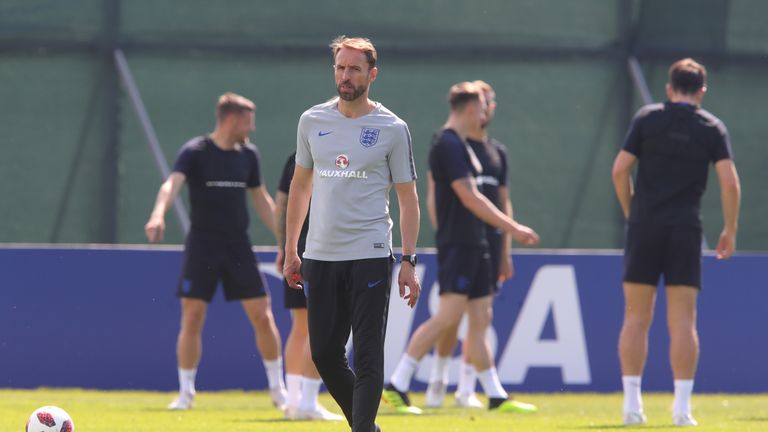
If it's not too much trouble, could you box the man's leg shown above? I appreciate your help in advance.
[390,294,467,391]
[384,294,466,414]
[242,296,281,361]
[465,296,498,404]
[465,295,536,412]
[285,308,342,421]
[667,285,699,425]
[241,296,287,408]
[435,321,460,358]
[465,296,500,404]
[178,298,208,369]
[284,309,307,416]
[455,341,482,408]
[465,296,493,372]
[407,294,467,362]
[348,257,392,431]
[619,282,656,422]
[425,321,461,407]
[170,298,207,410]
[435,313,480,408]
[305,260,356,427]
[171,236,219,410]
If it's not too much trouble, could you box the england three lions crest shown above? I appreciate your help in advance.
[360,127,380,147]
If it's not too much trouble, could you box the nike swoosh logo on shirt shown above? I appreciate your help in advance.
[318,131,333,136]
[367,279,384,288]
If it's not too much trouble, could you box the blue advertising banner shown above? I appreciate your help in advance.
[0,246,765,393]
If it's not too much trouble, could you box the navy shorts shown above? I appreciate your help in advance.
[623,222,702,289]
[437,245,494,299]
[177,235,267,302]
[284,278,307,309]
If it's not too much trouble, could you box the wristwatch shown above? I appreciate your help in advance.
[400,254,418,266]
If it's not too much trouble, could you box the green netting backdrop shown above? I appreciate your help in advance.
[0,1,765,250]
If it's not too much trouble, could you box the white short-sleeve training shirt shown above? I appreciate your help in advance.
[295,98,416,261]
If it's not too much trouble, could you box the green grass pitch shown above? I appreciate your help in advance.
[4,388,768,431]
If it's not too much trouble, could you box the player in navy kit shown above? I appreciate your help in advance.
[145,93,287,411]
[612,59,741,426]
[423,80,532,410]
[384,81,539,414]
[274,152,343,421]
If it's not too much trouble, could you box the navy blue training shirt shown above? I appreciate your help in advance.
[623,101,732,226]
[173,136,263,239]
[429,128,487,248]
[277,152,310,254]
[468,137,508,243]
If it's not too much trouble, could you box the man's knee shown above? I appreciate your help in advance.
[467,297,493,329]
[311,339,342,364]
[622,315,652,334]
[182,309,205,325]
[288,321,309,340]
[180,301,207,333]
[311,347,344,373]
[243,298,274,328]
[667,318,697,335]
[432,304,465,330]
[469,308,492,329]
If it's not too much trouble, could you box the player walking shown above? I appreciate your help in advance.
[282,36,421,432]
[383,81,539,415]
[424,80,531,410]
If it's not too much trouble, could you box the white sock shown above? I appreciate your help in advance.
[263,357,286,391]
[456,360,477,396]
[429,355,451,384]
[178,368,197,396]
[299,377,322,411]
[390,354,419,392]
[622,375,643,414]
[477,367,508,399]
[673,379,694,416]
[285,373,302,409]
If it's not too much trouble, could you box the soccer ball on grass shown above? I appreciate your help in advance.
[26,406,75,432]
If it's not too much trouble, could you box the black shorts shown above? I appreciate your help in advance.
[284,278,307,309]
[623,222,702,289]
[437,245,494,299]
[177,235,267,302]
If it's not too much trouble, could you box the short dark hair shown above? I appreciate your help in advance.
[668,58,707,95]
[216,92,255,120]
[448,81,482,112]
[330,35,377,70]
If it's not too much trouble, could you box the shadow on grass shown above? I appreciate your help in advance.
[571,424,670,430]
[141,407,279,413]
[377,411,439,417]
[231,418,305,424]
[737,416,768,422]
[142,408,180,413]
